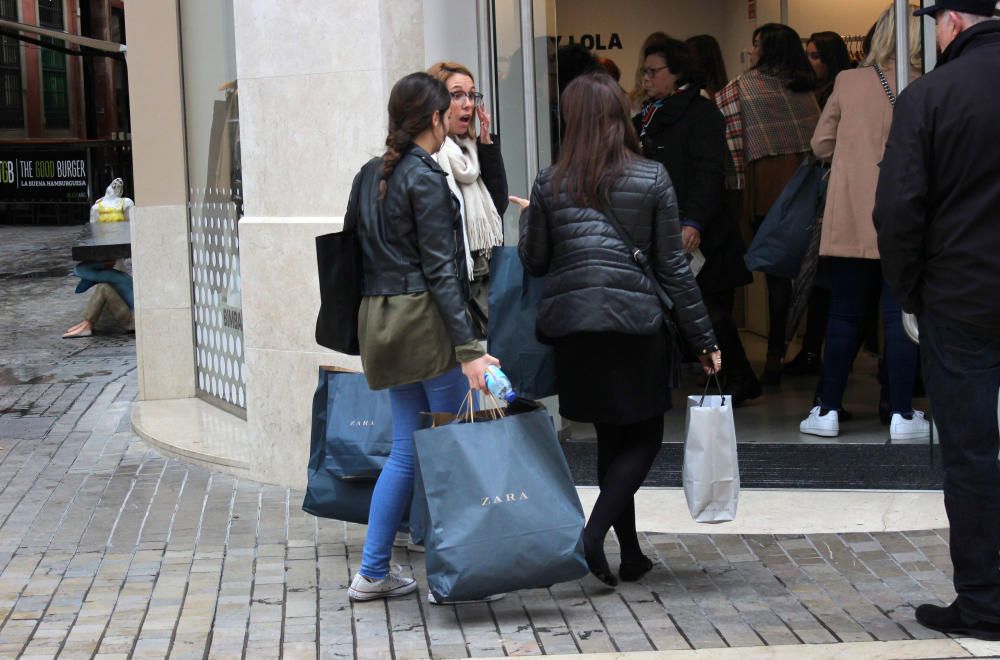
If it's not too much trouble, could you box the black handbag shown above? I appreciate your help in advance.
[600,202,685,388]
[314,163,374,355]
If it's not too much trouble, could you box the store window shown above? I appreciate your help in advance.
[0,0,22,129]
[38,0,69,129]
[179,0,245,415]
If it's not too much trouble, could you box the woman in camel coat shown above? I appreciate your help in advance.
[799,4,927,443]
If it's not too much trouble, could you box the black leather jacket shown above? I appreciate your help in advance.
[350,146,477,349]
[518,157,716,352]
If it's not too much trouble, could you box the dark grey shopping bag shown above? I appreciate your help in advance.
[302,367,391,523]
[413,399,588,603]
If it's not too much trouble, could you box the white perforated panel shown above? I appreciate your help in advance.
[189,187,246,412]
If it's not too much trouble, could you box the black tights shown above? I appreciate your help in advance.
[584,414,664,562]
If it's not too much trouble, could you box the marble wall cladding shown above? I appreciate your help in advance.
[380,0,424,72]
[131,205,193,312]
[234,0,380,80]
[132,204,197,402]
[238,71,387,219]
[136,307,197,401]
[245,347,362,489]
[239,217,345,353]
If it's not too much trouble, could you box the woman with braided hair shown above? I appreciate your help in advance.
[346,72,500,602]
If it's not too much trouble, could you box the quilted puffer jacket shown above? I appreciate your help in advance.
[518,156,716,353]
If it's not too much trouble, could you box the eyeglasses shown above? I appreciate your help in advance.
[450,91,485,106]
[640,66,669,78]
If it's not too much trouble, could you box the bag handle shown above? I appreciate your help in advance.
[872,64,896,107]
[454,390,506,424]
[699,373,726,407]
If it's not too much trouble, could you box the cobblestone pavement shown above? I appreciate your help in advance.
[0,226,964,658]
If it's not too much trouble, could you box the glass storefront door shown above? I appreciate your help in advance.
[485,0,940,487]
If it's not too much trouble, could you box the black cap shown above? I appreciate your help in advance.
[914,0,998,16]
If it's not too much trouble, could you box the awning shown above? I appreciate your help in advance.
[0,17,126,54]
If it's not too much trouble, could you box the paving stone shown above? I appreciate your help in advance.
[0,224,968,657]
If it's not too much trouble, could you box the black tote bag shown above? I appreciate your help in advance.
[314,160,379,354]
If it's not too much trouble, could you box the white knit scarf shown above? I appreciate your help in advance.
[436,136,504,277]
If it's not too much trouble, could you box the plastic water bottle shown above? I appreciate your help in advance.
[484,366,516,403]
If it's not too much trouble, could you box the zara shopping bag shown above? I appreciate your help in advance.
[683,377,740,523]
[744,159,826,279]
[302,367,391,523]
[487,246,557,400]
[413,398,587,603]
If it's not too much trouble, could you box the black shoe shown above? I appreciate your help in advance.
[583,538,618,587]
[783,350,822,376]
[725,377,763,408]
[915,601,1000,641]
[619,555,654,582]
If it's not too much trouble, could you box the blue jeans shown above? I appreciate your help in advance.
[74,262,134,310]
[919,313,1000,621]
[820,258,918,415]
[360,366,470,579]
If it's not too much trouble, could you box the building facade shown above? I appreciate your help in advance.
[126,0,934,490]
[0,0,130,223]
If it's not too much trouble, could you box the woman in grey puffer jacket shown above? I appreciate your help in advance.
[515,72,720,588]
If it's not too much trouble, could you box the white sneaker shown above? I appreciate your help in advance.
[427,589,505,605]
[890,411,930,441]
[799,406,839,437]
[348,567,417,601]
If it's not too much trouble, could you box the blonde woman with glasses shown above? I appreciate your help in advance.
[426,61,509,338]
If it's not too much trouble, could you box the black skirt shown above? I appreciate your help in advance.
[554,329,672,425]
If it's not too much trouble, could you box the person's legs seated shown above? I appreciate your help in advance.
[914,314,1000,639]
[63,283,112,338]
[800,259,879,437]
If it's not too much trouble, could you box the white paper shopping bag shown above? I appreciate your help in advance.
[683,377,740,523]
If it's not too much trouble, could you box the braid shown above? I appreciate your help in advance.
[379,127,412,198]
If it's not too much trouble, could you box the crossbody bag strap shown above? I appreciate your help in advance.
[872,64,896,107]
[600,201,676,312]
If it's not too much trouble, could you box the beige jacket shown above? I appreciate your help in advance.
[811,62,919,259]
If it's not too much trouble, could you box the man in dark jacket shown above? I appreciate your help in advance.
[873,0,1000,640]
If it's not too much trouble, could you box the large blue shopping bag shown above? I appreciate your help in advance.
[744,159,827,279]
[301,367,392,523]
[413,398,587,603]
[487,246,557,400]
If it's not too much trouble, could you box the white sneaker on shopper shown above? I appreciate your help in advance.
[348,567,417,601]
[427,590,505,605]
[800,406,839,437]
[890,411,930,441]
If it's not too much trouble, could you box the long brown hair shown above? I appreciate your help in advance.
[552,72,640,210]
[380,72,451,198]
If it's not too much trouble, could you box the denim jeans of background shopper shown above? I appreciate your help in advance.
[820,258,918,414]
[74,261,134,309]
[360,366,469,580]
[919,313,1000,622]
